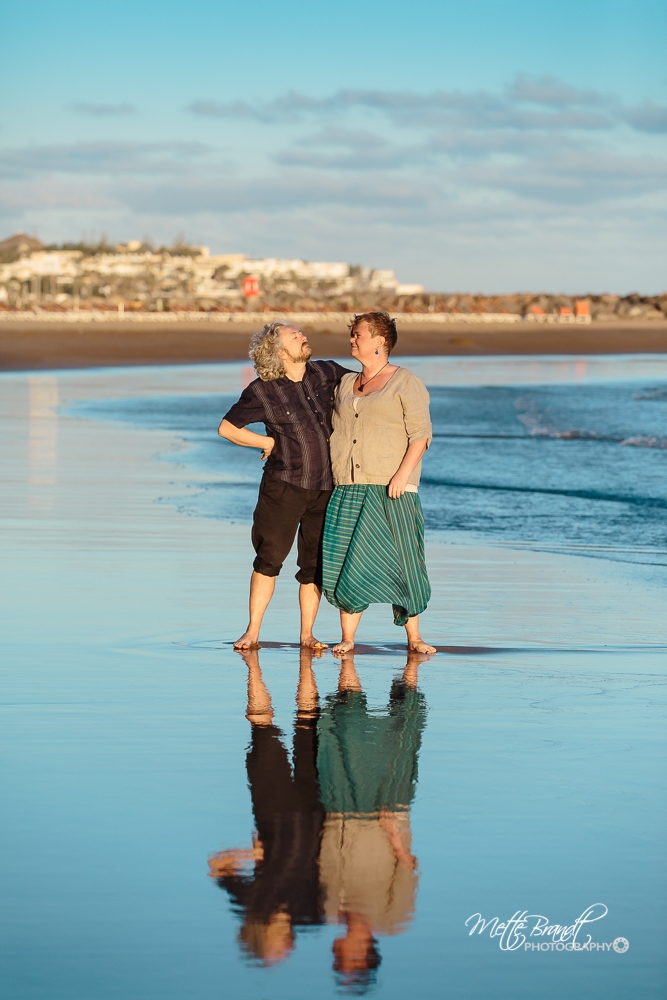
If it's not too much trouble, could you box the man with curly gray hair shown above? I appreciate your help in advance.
[219,322,350,649]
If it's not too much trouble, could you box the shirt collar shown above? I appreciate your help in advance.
[277,361,318,387]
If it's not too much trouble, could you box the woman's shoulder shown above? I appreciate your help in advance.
[393,366,428,392]
[338,371,358,389]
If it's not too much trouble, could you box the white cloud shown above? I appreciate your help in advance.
[505,75,606,107]
[0,141,212,180]
[621,101,667,134]
[71,103,136,116]
[185,79,665,134]
[117,172,434,215]
[2,76,665,290]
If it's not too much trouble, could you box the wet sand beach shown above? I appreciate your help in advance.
[1,360,666,999]
[1,317,666,370]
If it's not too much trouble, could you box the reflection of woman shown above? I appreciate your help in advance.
[317,654,428,992]
[209,650,324,966]
[322,312,435,654]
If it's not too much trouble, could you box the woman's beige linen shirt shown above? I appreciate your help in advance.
[330,368,432,488]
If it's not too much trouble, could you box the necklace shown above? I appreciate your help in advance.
[357,361,390,392]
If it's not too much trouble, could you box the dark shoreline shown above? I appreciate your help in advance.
[1,318,666,371]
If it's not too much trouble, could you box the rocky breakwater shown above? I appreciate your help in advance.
[388,292,667,321]
[2,292,665,322]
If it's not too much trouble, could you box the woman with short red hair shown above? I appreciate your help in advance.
[322,311,435,655]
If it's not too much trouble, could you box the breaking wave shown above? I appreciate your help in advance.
[419,478,667,509]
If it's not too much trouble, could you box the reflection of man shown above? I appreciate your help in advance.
[218,322,350,649]
[209,649,325,966]
[317,655,428,992]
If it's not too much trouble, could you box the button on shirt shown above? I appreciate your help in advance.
[222,360,351,491]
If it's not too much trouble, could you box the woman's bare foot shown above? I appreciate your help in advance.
[404,616,435,656]
[406,649,434,664]
[337,655,362,691]
[234,630,260,649]
[300,634,328,650]
[334,611,362,658]
[408,639,436,654]
[332,639,355,656]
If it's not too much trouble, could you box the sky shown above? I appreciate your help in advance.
[1,0,665,292]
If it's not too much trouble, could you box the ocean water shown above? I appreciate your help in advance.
[70,356,667,567]
[1,357,666,1000]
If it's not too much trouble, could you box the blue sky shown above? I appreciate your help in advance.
[1,0,665,291]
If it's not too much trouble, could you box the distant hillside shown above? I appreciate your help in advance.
[0,233,664,320]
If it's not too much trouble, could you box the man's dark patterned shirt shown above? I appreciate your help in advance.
[223,360,351,491]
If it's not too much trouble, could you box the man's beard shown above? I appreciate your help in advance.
[285,343,312,363]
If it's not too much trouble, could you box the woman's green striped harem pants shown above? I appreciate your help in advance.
[322,485,431,627]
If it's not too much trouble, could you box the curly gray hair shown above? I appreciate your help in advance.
[248,321,289,381]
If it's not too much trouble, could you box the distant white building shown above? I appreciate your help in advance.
[0,236,413,307]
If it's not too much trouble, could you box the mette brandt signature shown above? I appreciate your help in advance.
[464,904,628,952]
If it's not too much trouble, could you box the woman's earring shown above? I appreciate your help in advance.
[375,348,379,355]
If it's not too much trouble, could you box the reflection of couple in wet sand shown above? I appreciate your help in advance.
[209,648,427,989]
[218,311,435,654]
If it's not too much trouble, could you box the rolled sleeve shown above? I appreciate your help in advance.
[401,378,432,447]
[222,384,265,428]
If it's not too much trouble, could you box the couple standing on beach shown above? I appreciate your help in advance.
[218,311,435,655]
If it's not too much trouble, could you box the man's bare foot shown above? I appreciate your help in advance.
[332,639,355,656]
[408,639,436,654]
[234,630,260,649]
[300,635,328,650]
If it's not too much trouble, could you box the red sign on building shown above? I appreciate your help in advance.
[243,276,260,298]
